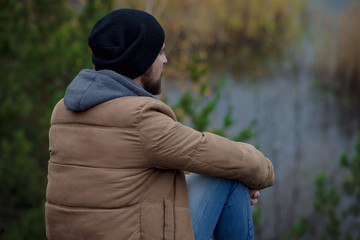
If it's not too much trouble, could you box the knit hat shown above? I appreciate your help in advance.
[88,9,165,79]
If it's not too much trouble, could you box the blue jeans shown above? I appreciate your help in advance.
[187,173,254,240]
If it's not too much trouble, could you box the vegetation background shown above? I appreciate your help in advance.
[0,0,359,239]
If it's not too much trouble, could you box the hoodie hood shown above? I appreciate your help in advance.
[64,69,154,111]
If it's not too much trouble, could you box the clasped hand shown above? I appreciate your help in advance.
[249,189,260,207]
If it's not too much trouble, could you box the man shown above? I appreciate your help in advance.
[45,9,274,240]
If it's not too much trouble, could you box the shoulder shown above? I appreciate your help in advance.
[51,97,176,127]
[108,96,176,120]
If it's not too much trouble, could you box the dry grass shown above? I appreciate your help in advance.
[336,2,360,94]
[314,1,360,97]
[114,0,305,77]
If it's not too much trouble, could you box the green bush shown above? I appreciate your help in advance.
[282,134,360,240]
[170,53,257,142]
[0,0,113,238]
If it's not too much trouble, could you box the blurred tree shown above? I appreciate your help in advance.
[335,2,360,98]
[114,0,306,77]
[314,1,360,101]
[0,0,113,238]
[281,134,360,240]
[169,52,257,142]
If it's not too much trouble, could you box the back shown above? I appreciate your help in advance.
[45,96,193,240]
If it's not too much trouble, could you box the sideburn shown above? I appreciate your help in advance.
[141,66,162,95]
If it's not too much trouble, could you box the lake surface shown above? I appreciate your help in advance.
[162,1,360,237]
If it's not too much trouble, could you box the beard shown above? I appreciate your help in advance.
[141,65,163,95]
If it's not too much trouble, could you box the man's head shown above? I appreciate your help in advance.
[88,9,165,81]
[138,43,167,95]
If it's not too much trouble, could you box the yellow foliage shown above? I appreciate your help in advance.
[95,0,104,8]
[114,0,305,77]
[76,58,84,67]
[314,1,360,95]
[337,2,360,85]
[175,108,185,120]
[204,87,212,96]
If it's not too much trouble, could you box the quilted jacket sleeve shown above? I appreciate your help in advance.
[139,100,275,190]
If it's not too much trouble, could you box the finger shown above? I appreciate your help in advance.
[249,190,255,197]
[250,190,259,199]
[249,189,256,194]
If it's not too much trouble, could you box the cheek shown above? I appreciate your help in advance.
[156,63,163,74]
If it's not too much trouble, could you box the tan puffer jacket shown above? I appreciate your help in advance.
[45,96,274,240]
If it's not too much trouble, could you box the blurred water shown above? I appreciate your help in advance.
[219,42,360,238]
[162,17,359,240]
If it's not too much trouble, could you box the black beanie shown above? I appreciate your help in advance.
[88,9,165,79]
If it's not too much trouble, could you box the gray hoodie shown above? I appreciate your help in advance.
[64,69,154,112]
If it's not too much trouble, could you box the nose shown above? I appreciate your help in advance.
[163,54,167,64]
